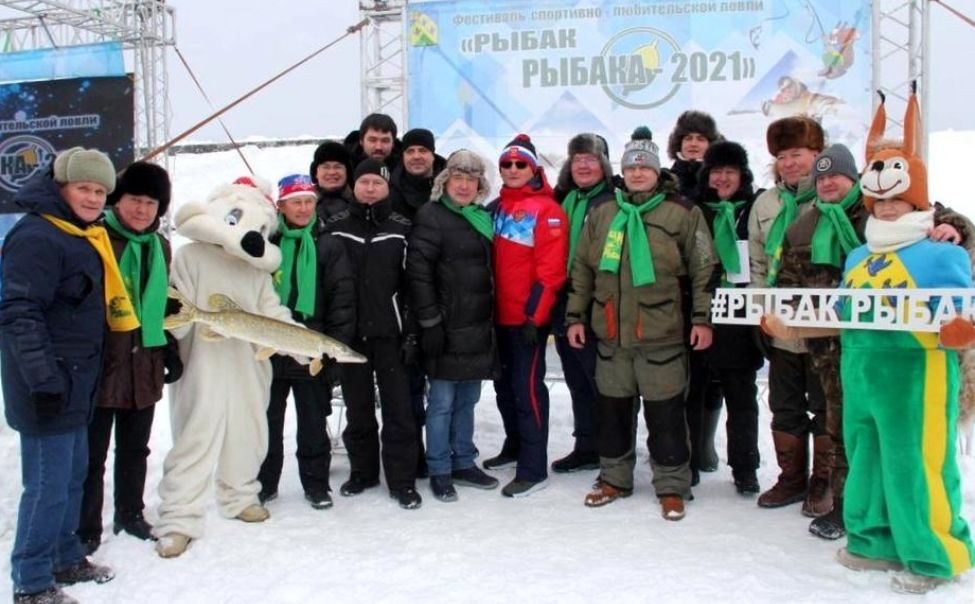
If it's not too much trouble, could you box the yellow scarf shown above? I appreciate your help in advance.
[42,214,141,332]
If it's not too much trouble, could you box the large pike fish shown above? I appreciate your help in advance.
[164,287,366,375]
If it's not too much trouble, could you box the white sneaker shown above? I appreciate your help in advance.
[890,570,952,594]
[835,547,903,572]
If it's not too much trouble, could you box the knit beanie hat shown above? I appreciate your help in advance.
[813,144,858,183]
[53,147,116,193]
[401,128,436,153]
[667,110,721,160]
[353,157,390,183]
[108,161,171,215]
[277,174,317,202]
[766,116,825,156]
[499,133,539,171]
[309,140,352,183]
[621,127,660,172]
[430,149,490,203]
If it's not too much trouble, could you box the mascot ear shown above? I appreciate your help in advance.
[175,201,207,229]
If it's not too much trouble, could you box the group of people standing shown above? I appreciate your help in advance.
[2,100,972,602]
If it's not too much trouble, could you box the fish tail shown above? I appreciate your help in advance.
[163,286,198,330]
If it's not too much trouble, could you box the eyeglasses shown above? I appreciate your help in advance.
[500,161,529,170]
[571,156,599,166]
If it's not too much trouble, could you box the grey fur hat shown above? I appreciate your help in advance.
[667,110,721,160]
[430,149,491,204]
[557,133,614,192]
[53,147,116,193]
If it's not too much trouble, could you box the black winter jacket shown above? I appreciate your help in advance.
[1,174,107,435]
[270,220,357,380]
[316,185,352,223]
[671,158,703,200]
[324,197,413,340]
[406,201,496,380]
[388,154,446,220]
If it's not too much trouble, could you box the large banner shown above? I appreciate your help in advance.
[0,75,134,213]
[407,0,872,180]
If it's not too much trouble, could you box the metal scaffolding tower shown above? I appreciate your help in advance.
[359,0,407,129]
[0,0,176,159]
[873,0,929,155]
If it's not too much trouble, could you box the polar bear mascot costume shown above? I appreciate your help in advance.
[154,176,298,558]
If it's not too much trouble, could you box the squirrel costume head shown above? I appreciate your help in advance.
[174,176,282,273]
[861,82,929,213]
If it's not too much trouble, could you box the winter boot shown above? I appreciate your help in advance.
[835,547,903,572]
[430,475,458,502]
[339,474,380,496]
[660,495,686,521]
[156,533,191,558]
[391,486,423,509]
[501,478,548,498]
[584,480,632,507]
[891,571,952,594]
[697,405,722,472]
[452,466,499,490]
[113,512,154,541]
[732,468,760,495]
[809,498,845,540]
[236,504,270,523]
[304,489,334,510]
[802,435,833,517]
[53,558,115,586]
[482,450,518,470]
[551,450,600,473]
[13,586,78,604]
[757,431,808,508]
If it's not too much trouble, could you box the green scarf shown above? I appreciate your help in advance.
[764,186,816,284]
[102,210,166,346]
[598,190,666,286]
[439,195,494,241]
[811,182,863,268]
[561,181,606,273]
[275,215,318,318]
[705,200,747,276]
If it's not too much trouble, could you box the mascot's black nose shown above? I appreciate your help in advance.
[870,160,885,172]
[241,231,265,258]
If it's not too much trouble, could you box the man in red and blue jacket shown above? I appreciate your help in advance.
[483,133,568,497]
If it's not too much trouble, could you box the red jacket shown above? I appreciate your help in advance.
[491,170,568,327]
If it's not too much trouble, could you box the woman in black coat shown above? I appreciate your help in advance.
[406,150,500,501]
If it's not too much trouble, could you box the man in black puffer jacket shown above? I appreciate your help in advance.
[257,174,356,511]
[324,159,422,510]
[407,150,501,502]
[310,140,354,222]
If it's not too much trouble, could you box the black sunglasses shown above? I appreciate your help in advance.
[500,161,529,170]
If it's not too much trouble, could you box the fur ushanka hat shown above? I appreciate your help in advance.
[667,110,721,160]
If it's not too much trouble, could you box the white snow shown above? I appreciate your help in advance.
[2,135,974,603]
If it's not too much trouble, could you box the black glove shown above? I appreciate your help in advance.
[163,344,184,384]
[521,321,539,346]
[421,324,445,358]
[31,391,63,421]
[400,333,419,367]
[165,297,182,318]
[322,356,342,387]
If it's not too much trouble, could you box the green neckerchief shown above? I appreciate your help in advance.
[811,182,863,268]
[764,186,816,284]
[704,200,747,276]
[275,215,318,318]
[561,181,606,273]
[439,195,494,241]
[598,189,666,286]
[102,210,167,347]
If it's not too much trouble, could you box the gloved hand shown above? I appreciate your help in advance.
[163,344,184,384]
[322,356,342,387]
[421,324,445,358]
[31,391,63,421]
[165,297,182,317]
[400,333,419,367]
[521,321,539,346]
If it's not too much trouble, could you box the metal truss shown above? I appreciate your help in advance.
[359,0,407,129]
[0,1,176,160]
[872,0,929,155]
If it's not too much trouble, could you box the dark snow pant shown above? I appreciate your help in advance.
[685,350,722,469]
[554,331,598,454]
[810,346,848,497]
[493,325,551,483]
[711,367,760,472]
[407,363,427,472]
[78,405,155,542]
[768,347,827,437]
[258,376,333,496]
[340,337,418,492]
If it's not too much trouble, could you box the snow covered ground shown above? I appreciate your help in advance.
[1,136,974,603]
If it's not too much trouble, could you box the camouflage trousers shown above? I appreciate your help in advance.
[808,337,848,498]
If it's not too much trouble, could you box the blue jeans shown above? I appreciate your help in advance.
[11,427,88,595]
[425,379,481,477]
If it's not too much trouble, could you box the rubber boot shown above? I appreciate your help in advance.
[758,431,808,508]
[802,435,833,517]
